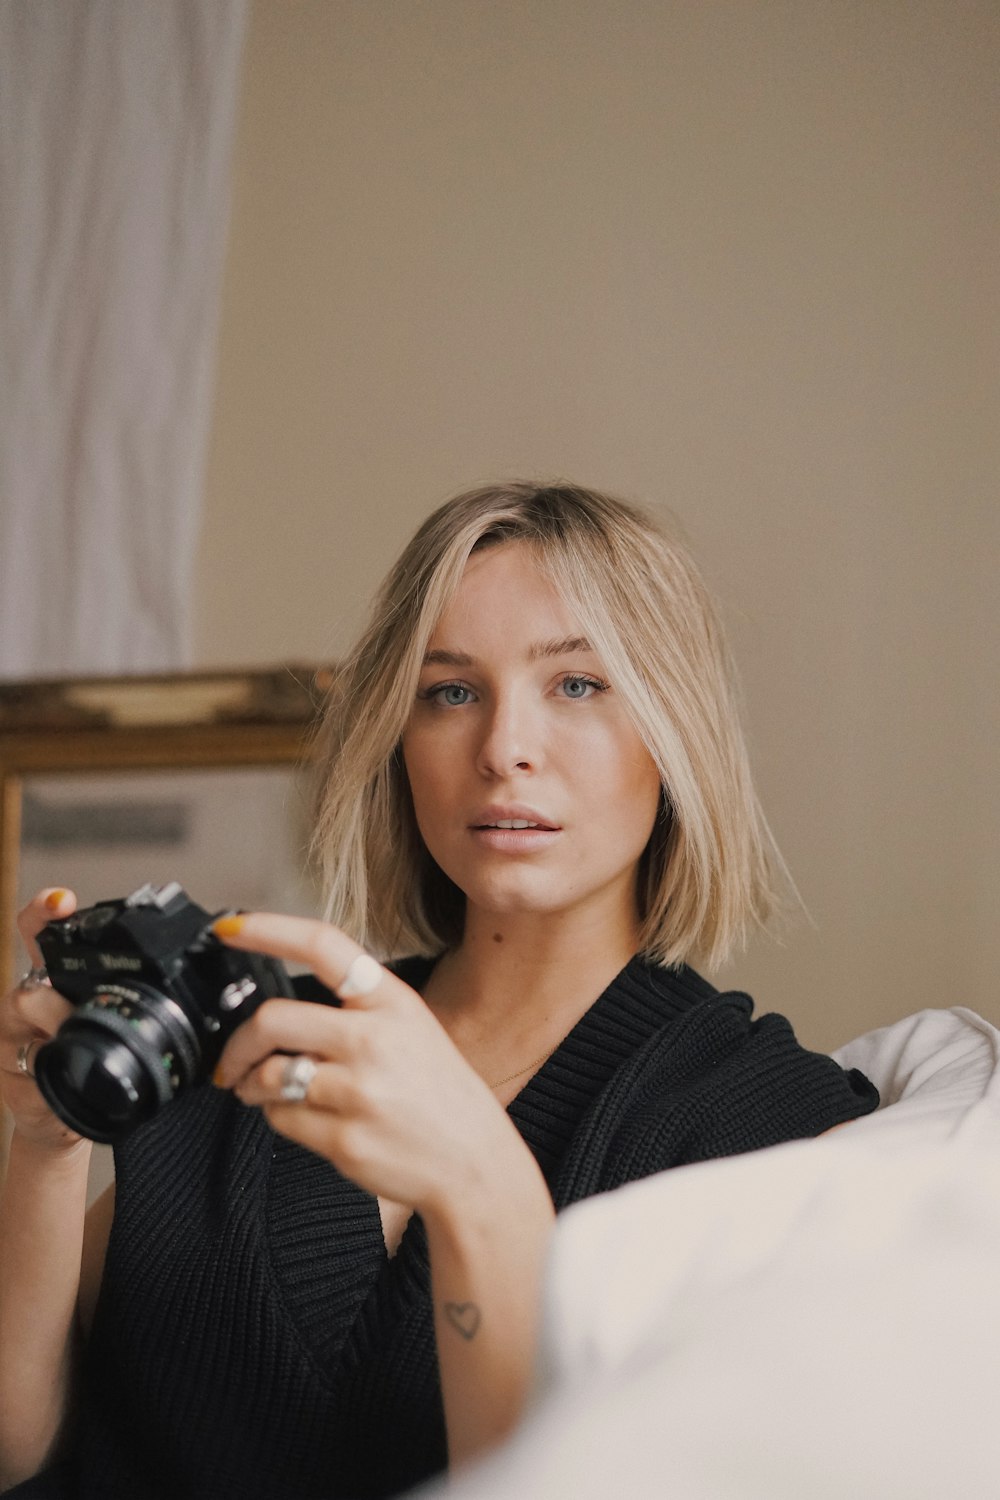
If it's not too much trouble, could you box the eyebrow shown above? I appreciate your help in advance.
[421,635,595,668]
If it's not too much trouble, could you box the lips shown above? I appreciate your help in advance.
[470,804,560,832]
[479,822,542,834]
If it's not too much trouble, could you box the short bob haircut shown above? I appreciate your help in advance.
[311,481,784,970]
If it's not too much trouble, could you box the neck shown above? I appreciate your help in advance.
[422,900,641,1056]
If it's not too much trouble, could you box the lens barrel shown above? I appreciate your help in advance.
[34,983,202,1143]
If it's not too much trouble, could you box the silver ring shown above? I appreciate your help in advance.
[18,965,47,990]
[16,1041,37,1079]
[338,952,382,1000]
[279,1054,317,1103]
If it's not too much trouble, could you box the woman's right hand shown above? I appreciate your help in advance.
[0,889,84,1153]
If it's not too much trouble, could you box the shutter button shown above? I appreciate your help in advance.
[219,977,258,1011]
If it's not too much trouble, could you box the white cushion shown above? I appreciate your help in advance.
[833,1005,1000,1124]
[437,1009,1000,1499]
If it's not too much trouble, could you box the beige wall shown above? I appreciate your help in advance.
[196,0,999,1050]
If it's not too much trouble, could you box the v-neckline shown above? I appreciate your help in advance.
[264,954,715,1379]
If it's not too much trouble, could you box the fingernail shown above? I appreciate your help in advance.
[212,1064,228,1088]
[45,890,68,911]
[212,915,246,939]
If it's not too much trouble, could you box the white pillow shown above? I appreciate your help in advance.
[833,1004,1000,1122]
[436,1009,1000,1500]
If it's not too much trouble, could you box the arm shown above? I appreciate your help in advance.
[0,1133,92,1489]
[214,912,559,1470]
[422,1130,555,1468]
[0,889,108,1491]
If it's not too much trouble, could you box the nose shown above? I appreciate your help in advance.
[475,691,539,778]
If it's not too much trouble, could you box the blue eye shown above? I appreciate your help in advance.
[559,675,607,700]
[422,682,473,707]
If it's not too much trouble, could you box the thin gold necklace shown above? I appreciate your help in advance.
[488,1048,555,1090]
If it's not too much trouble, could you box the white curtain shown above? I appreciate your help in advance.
[0,0,248,678]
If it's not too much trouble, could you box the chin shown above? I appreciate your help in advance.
[462,875,567,919]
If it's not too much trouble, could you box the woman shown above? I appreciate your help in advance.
[0,482,878,1499]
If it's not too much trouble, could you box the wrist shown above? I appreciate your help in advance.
[9,1128,92,1175]
[421,1120,553,1246]
[421,1130,555,1470]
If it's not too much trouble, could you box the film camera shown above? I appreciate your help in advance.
[34,883,293,1143]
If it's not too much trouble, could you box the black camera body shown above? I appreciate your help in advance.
[35,882,292,1143]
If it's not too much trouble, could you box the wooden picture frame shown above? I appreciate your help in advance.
[0,666,331,990]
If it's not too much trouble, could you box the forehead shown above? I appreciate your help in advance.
[427,542,585,647]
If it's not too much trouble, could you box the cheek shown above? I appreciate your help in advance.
[401,729,455,834]
[605,736,663,845]
[582,712,658,791]
[401,736,430,820]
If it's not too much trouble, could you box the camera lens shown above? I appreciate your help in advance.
[34,984,201,1143]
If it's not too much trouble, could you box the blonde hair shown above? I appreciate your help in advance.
[311,481,785,969]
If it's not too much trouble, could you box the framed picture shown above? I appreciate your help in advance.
[0,666,331,1193]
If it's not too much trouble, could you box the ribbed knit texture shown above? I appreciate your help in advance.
[9,959,877,1500]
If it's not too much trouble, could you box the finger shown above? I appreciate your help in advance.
[233,1053,356,1110]
[8,1035,42,1078]
[5,984,74,1041]
[261,1097,366,1171]
[215,997,361,1090]
[16,888,77,968]
[212,913,388,1010]
[0,1031,51,1081]
[0,971,74,1046]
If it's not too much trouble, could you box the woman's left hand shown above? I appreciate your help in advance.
[212,912,516,1219]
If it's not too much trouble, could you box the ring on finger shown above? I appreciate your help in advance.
[18,965,47,991]
[16,1041,38,1079]
[279,1054,317,1103]
[338,952,382,999]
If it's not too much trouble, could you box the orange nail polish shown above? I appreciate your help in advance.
[212,1064,228,1088]
[212,914,246,939]
[45,890,68,911]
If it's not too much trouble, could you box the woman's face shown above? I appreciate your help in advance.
[401,543,662,939]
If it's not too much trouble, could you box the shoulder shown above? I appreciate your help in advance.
[555,975,879,1206]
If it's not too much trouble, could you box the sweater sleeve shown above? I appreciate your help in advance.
[554,993,879,1207]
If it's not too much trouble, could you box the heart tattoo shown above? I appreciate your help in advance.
[444,1301,481,1340]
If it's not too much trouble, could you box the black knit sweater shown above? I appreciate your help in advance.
[8,957,877,1500]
